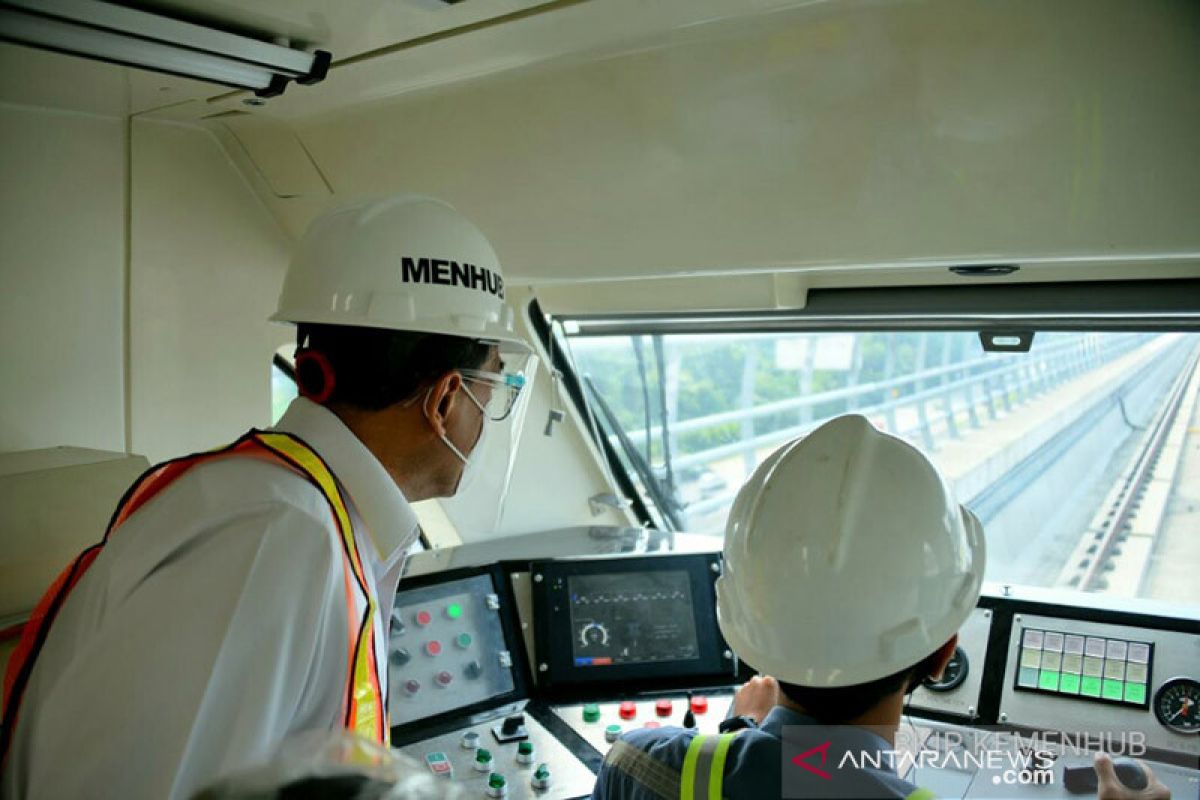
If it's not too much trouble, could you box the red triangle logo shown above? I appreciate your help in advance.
[791,740,833,780]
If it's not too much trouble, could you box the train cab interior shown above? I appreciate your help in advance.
[1,1,1198,798]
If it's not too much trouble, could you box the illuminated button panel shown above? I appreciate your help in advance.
[388,573,515,724]
[1015,627,1152,708]
[551,694,735,755]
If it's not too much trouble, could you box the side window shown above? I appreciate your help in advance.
[271,348,298,424]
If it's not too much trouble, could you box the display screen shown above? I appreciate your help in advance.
[1014,627,1153,708]
[567,570,700,667]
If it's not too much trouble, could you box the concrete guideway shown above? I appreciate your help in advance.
[1054,344,1200,597]
[1138,366,1200,606]
[930,335,1181,499]
[941,336,1193,589]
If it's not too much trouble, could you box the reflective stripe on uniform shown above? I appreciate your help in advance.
[680,733,739,800]
[905,788,936,800]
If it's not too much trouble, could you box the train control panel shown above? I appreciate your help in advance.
[387,565,598,799]
[387,528,1200,799]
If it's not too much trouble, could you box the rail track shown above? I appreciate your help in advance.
[1056,344,1200,593]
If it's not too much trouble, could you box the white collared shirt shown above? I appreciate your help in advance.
[3,399,419,800]
[274,397,421,661]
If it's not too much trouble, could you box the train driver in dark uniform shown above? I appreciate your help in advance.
[591,414,1170,800]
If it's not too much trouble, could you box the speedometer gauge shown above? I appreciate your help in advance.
[1153,678,1200,735]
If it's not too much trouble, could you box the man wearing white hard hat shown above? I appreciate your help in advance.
[592,415,1169,800]
[1,195,533,800]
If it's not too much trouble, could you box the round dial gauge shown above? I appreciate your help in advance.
[1153,678,1200,735]
[922,646,969,693]
[580,622,609,648]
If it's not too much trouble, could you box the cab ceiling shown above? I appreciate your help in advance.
[4,0,1199,310]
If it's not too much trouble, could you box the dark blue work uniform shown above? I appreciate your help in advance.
[591,706,931,800]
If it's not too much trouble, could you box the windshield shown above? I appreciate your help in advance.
[565,329,1199,605]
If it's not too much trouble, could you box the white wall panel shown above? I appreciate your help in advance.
[129,120,292,462]
[0,104,126,453]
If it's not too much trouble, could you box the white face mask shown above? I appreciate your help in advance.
[425,384,489,496]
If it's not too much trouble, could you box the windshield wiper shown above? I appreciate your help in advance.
[583,375,683,530]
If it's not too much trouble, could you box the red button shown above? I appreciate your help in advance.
[618,701,637,720]
[690,696,708,714]
[405,679,421,695]
[416,610,432,626]
[425,640,442,656]
[655,700,672,717]
[643,721,661,729]
[436,670,453,686]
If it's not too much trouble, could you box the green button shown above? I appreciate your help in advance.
[476,748,493,763]
[488,773,507,788]
[534,765,550,779]
[1059,674,1081,694]
[1081,676,1102,697]
[1102,680,1125,701]
[446,603,463,620]
[583,703,601,723]
[1125,683,1146,705]
[1018,666,1039,688]
[518,741,533,755]
[1039,670,1060,691]
[456,633,472,648]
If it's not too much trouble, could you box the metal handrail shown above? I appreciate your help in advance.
[625,335,1112,442]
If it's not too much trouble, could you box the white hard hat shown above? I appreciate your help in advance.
[273,194,526,349]
[716,414,986,688]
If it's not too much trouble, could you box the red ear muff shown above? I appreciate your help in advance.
[294,349,336,404]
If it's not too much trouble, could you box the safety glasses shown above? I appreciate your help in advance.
[458,368,528,422]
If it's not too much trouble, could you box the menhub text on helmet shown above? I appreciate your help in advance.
[401,256,505,300]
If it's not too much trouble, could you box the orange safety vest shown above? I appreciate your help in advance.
[0,430,388,766]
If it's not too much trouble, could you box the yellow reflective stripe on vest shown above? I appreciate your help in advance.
[906,789,937,800]
[253,432,387,742]
[680,733,739,800]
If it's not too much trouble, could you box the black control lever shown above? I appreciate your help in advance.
[492,713,529,743]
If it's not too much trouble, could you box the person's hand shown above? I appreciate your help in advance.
[731,675,779,723]
[1095,753,1170,800]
